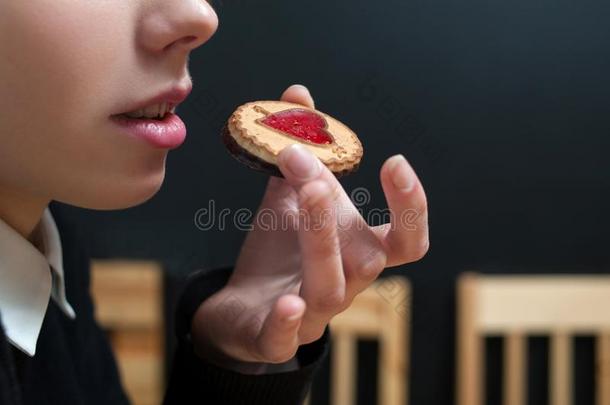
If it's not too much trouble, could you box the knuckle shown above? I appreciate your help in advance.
[311,288,345,313]
[306,224,341,257]
[337,227,354,251]
[404,237,429,263]
[300,327,326,345]
[334,295,355,314]
[302,206,334,234]
[315,215,338,233]
[246,337,263,362]
[300,181,330,207]
[265,346,298,364]
[355,250,387,282]
[314,220,336,242]
[328,184,342,203]
[244,319,265,360]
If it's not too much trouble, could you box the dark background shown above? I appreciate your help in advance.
[54,0,610,403]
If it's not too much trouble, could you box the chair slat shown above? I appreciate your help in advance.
[91,260,163,329]
[329,276,410,405]
[597,333,610,405]
[379,279,409,405]
[459,274,610,405]
[550,332,572,405]
[477,277,610,333]
[91,260,164,405]
[332,332,357,405]
[458,274,483,405]
[504,332,527,405]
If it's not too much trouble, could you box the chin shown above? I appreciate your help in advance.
[57,168,166,211]
[96,183,163,210]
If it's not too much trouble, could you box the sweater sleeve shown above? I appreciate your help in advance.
[163,267,328,405]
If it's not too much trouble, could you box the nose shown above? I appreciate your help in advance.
[138,0,218,54]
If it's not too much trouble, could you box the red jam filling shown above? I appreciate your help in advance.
[259,109,333,144]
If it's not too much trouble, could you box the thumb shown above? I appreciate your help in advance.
[254,294,306,363]
[280,84,315,108]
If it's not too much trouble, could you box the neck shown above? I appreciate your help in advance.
[0,188,50,243]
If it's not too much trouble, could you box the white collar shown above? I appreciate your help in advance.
[0,208,76,356]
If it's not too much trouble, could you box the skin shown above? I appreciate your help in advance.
[0,0,429,373]
[0,0,217,235]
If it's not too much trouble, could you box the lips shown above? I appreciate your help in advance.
[113,85,192,120]
[110,84,192,149]
[122,101,176,119]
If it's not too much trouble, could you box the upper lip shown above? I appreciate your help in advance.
[113,83,193,116]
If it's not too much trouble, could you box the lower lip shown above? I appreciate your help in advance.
[110,112,187,149]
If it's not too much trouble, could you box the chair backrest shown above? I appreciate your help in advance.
[327,276,411,405]
[457,273,610,405]
[90,260,164,405]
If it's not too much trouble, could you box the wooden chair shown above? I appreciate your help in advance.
[457,273,610,405]
[325,276,411,405]
[90,260,165,405]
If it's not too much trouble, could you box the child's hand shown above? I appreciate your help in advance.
[190,85,429,372]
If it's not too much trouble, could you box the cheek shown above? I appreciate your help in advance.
[0,2,121,162]
[1,3,124,115]
[0,2,167,208]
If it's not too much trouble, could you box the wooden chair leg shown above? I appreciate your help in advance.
[458,274,483,405]
[379,279,409,405]
[504,332,527,405]
[550,332,572,405]
[597,333,610,405]
[332,332,357,405]
[110,330,164,405]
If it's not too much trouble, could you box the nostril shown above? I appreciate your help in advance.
[163,35,199,52]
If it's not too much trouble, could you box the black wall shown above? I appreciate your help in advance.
[56,0,610,403]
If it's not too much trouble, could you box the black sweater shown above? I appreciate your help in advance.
[0,207,327,404]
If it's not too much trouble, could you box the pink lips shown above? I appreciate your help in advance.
[110,113,187,149]
[110,85,192,150]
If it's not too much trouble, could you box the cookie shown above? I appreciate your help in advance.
[222,101,363,177]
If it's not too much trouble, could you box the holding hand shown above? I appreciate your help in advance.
[191,85,429,372]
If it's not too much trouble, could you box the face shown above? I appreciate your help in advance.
[0,1,218,209]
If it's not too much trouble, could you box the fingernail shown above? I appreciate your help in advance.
[390,155,415,192]
[284,304,305,322]
[285,312,302,323]
[291,84,309,92]
[281,144,321,180]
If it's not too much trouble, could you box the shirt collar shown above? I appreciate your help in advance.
[0,208,76,356]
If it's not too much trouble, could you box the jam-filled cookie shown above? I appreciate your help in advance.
[222,101,363,177]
